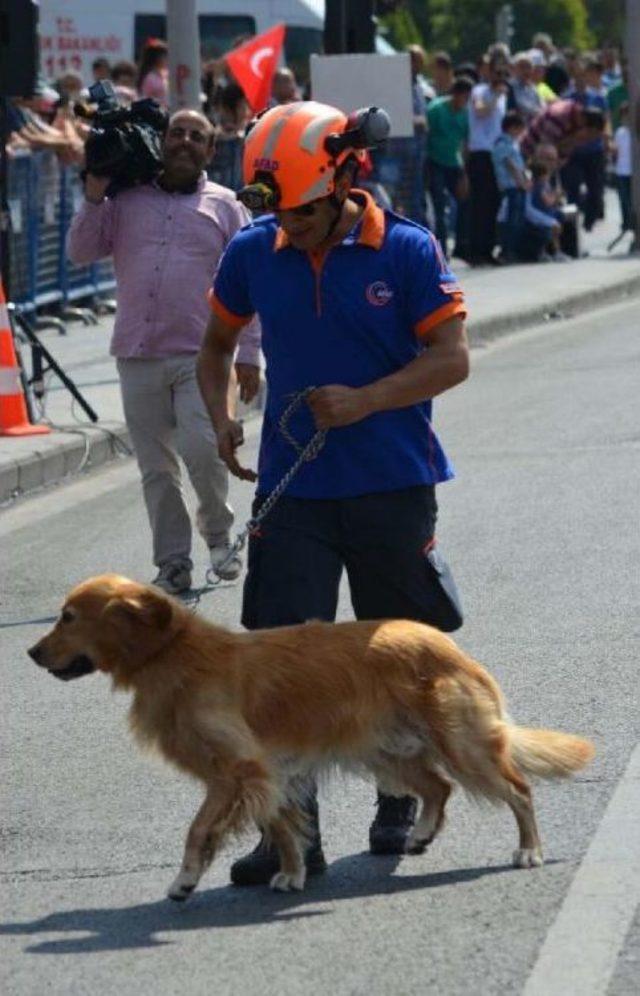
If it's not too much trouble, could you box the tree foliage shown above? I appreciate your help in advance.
[583,0,625,47]
[396,0,595,59]
[376,4,423,50]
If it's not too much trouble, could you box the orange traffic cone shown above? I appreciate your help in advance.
[0,282,50,436]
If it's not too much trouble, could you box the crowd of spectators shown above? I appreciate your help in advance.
[4,31,635,267]
[402,35,632,265]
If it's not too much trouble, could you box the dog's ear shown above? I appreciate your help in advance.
[103,587,174,631]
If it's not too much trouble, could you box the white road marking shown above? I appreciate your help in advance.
[523,742,640,995]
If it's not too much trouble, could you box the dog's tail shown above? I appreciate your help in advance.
[507,725,595,778]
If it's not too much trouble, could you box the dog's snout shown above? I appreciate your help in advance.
[28,643,45,665]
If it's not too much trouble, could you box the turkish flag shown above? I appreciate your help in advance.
[225,24,286,113]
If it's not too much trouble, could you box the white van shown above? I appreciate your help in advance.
[39,1,326,85]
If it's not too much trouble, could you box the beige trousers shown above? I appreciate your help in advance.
[117,355,233,569]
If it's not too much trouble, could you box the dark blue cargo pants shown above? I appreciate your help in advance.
[242,485,463,633]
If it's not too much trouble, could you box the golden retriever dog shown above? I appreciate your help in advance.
[28,574,594,899]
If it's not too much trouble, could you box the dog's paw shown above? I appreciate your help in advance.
[406,833,430,855]
[270,868,306,892]
[512,847,543,869]
[167,872,198,902]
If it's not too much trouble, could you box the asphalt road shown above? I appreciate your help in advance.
[2,297,640,995]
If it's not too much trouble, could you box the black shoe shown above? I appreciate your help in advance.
[230,835,327,886]
[369,793,418,855]
[231,783,326,886]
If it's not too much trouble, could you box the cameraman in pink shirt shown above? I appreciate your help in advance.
[68,109,261,594]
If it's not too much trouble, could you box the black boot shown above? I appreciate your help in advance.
[230,784,326,886]
[369,792,417,855]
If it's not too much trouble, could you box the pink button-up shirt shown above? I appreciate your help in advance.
[67,174,261,364]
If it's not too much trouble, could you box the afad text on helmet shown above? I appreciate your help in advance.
[254,157,279,172]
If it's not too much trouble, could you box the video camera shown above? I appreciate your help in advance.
[79,80,169,195]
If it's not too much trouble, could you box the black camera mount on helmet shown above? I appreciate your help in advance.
[324,106,391,158]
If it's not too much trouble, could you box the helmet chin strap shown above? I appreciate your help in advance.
[322,191,348,242]
[324,196,343,239]
[321,159,357,241]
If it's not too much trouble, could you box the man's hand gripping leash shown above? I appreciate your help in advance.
[206,388,327,585]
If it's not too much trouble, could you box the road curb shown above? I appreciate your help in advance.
[467,272,640,345]
[0,425,132,505]
[0,392,266,506]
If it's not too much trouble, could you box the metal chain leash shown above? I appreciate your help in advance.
[202,388,326,590]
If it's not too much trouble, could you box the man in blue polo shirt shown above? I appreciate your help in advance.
[197,101,469,886]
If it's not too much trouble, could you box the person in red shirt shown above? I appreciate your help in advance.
[519,100,605,162]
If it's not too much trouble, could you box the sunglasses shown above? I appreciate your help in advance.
[275,198,324,218]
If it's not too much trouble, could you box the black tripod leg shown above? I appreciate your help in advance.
[31,342,45,399]
[13,311,99,423]
[607,230,626,252]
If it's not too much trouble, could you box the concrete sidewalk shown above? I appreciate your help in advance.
[463,251,640,343]
[1,229,638,504]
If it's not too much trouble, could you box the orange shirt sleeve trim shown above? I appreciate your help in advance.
[207,289,253,329]
[414,298,467,339]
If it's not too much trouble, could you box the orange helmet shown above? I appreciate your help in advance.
[240,101,367,211]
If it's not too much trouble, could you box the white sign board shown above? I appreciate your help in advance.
[310,53,413,138]
[39,9,127,83]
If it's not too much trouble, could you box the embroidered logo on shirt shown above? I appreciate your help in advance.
[366,281,394,306]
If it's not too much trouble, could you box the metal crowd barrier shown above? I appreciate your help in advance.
[6,150,116,314]
[207,134,244,193]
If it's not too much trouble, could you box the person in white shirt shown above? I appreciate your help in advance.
[613,102,633,232]
[510,52,543,122]
[467,56,508,264]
